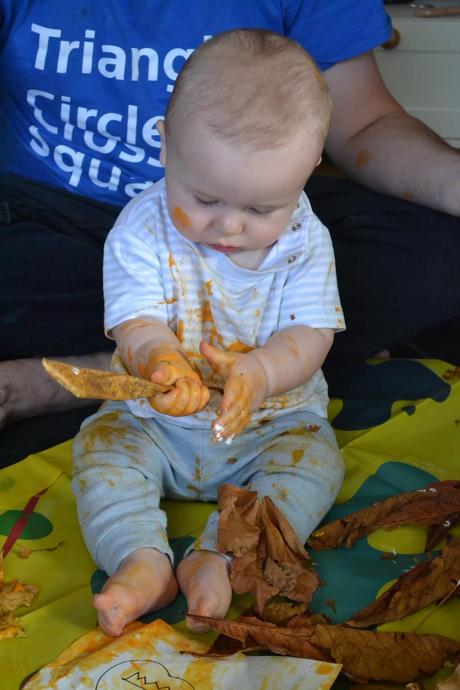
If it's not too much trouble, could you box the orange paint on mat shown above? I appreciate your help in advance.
[172,206,191,230]
[356,148,373,167]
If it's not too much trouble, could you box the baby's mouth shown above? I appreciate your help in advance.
[207,243,241,253]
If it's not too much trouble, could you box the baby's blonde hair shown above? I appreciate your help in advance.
[165,29,331,150]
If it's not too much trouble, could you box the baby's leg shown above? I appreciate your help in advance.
[246,416,344,545]
[176,545,232,633]
[94,547,177,636]
[177,415,343,632]
[72,401,177,636]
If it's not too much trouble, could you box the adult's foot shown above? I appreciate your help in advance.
[176,550,232,632]
[0,351,112,430]
[94,547,178,637]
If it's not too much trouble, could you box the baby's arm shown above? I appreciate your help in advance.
[201,324,333,440]
[114,317,209,416]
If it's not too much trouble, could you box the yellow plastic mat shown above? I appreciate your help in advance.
[0,358,459,689]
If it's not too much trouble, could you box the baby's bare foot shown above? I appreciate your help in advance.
[94,547,178,637]
[176,550,232,633]
[0,351,112,430]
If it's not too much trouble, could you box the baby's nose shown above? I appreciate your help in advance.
[221,213,244,235]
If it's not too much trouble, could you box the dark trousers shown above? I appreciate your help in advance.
[1,174,459,386]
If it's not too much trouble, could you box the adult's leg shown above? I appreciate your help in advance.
[0,176,120,428]
[305,177,460,388]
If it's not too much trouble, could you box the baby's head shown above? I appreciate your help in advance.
[158,29,331,254]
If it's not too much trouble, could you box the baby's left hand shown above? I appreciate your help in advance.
[200,341,267,442]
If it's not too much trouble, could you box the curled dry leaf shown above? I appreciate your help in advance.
[308,480,460,550]
[187,614,460,684]
[426,512,460,552]
[217,484,319,615]
[0,555,38,640]
[186,613,328,661]
[347,538,460,628]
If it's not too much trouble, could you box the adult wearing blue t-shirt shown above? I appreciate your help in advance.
[0,0,458,430]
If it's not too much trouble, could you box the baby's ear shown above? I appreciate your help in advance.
[156,119,167,166]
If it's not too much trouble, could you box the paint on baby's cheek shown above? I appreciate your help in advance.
[172,206,191,230]
[356,149,373,168]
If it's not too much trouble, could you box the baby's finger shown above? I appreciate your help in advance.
[148,387,180,414]
[150,361,175,385]
[213,381,251,441]
[200,341,235,378]
[179,378,210,416]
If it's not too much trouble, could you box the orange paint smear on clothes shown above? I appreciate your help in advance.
[204,279,213,296]
[172,206,191,230]
[168,252,176,269]
[176,318,184,343]
[83,422,127,455]
[158,296,178,305]
[292,448,305,465]
[356,148,373,168]
[226,340,253,353]
[201,300,225,347]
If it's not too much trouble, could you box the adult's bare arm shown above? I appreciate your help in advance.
[324,51,460,217]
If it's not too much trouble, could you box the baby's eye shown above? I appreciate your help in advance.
[195,196,218,206]
[248,207,272,216]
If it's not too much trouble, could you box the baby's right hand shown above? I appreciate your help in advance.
[145,348,210,416]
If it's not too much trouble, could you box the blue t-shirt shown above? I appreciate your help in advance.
[0,1,391,206]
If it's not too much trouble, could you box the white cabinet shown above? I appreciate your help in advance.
[375,5,460,146]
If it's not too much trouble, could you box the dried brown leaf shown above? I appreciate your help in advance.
[217,484,261,557]
[218,485,319,616]
[0,556,38,640]
[426,513,460,552]
[311,625,460,683]
[262,600,308,625]
[308,480,460,550]
[187,613,460,684]
[261,496,310,562]
[347,538,460,628]
[186,613,328,660]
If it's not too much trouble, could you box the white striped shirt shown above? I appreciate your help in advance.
[104,178,345,426]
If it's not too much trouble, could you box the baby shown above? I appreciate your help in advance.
[72,28,345,637]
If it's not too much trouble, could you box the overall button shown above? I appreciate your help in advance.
[291,222,301,231]
[287,255,297,264]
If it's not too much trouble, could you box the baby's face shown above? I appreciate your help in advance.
[162,120,322,255]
